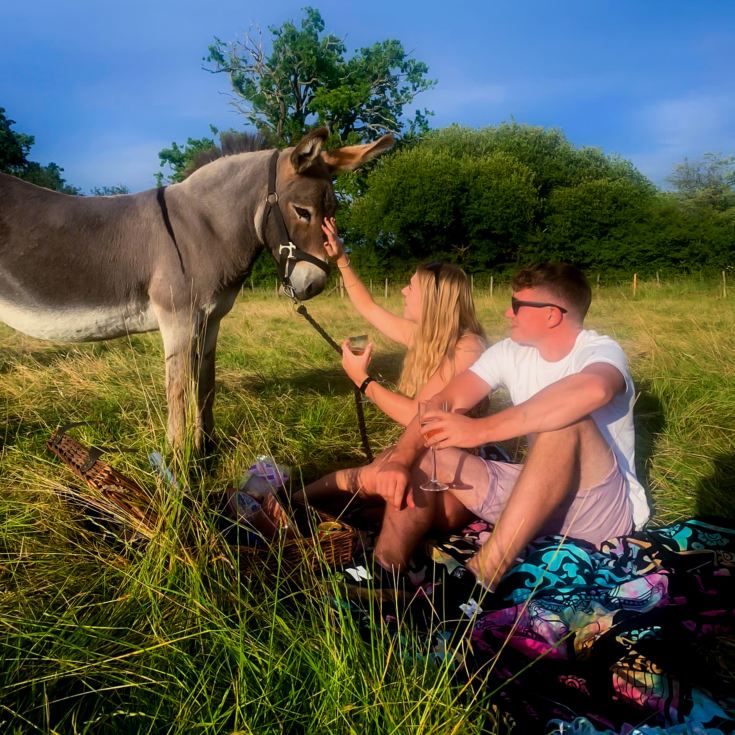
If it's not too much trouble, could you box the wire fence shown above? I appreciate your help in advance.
[245,269,731,300]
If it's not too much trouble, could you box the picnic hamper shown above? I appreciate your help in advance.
[47,425,357,569]
[46,425,156,542]
[222,486,358,570]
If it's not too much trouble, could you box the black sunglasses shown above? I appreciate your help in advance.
[423,261,443,289]
[511,297,568,315]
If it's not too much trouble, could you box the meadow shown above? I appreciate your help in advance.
[0,277,733,733]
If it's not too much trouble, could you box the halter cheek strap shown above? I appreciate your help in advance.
[262,150,331,298]
[260,150,373,463]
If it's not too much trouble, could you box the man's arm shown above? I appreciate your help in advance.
[464,363,626,590]
[425,363,625,450]
[375,370,491,508]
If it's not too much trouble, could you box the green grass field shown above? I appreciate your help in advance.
[1,279,733,733]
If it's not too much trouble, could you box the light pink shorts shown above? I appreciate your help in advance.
[466,458,633,547]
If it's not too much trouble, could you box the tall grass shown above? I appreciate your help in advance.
[0,277,732,732]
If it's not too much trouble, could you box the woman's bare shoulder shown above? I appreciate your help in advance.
[456,332,487,354]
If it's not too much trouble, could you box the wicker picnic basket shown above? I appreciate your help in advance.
[47,426,358,569]
[46,426,156,541]
[284,505,358,570]
[223,489,358,571]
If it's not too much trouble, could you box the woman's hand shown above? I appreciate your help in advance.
[341,338,373,387]
[322,217,347,261]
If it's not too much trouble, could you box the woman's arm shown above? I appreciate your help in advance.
[340,340,417,425]
[323,218,414,346]
[341,333,488,427]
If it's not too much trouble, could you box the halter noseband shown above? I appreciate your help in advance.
[263,150,331,299]
[260,149,373,463]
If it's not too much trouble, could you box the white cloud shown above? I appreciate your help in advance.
[626,94,735,186]
[414,81,508,125]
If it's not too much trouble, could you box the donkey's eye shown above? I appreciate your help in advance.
[294,206,311,222]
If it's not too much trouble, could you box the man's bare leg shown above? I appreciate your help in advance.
[468,416,616,589]
[374,448,484,571]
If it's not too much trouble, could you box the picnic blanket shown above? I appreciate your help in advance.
[363,518,735,734]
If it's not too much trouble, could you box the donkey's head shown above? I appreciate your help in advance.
[267,127,393,300]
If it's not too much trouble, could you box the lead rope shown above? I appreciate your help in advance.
[262,150,371,462]
[292,302,373,463]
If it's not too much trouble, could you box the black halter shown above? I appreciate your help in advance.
[263,150,331,299]
[260,150,372,462]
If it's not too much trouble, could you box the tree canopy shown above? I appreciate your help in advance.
[156,127,219,185]
[205,6,434,147]
[668,153,735,212]
[344,124,665,275]
[0,107,79,193]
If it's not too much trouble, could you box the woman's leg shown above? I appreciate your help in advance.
[297,466,364,502]
[294,448,394,504]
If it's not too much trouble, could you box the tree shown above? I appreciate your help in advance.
[0,107,80,193]
[346,140,538,271]
[668,153,735,211]
[541,178,656,269]
[91,184,130,196]
[345,124,659,272]
[156,127,219,185]
[427,123,654,199]
[0,107,33,171]
[205,7,434,147]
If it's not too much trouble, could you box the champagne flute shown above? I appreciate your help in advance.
[418,400,449,492]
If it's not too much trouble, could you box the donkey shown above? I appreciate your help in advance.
[0,127,393,450]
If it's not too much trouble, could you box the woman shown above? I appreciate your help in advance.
[297,217,487,502]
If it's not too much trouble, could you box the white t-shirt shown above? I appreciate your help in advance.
[469,330,650,529]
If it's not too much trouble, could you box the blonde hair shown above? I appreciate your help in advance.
[398,263,486,397]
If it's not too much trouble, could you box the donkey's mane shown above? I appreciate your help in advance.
[184,131,272,178]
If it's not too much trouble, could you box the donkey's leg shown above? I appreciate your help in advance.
[194,316,221,452]
[155,308,198,449]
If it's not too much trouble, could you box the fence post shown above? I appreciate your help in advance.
[471,274,474,293]
[250,275,254,291]
[275,278,279,296]
[723,270,728,298]
[369,278,373,294]
[596,273,600,289]
[340,276,344,299]
[490,275,494,297]
[632,273,637,297]
[384,278,388,299]
[656,271,660,287]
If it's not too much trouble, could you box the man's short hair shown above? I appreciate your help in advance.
[512,262,592,319]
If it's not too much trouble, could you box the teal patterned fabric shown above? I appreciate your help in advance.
[341,518,735,734]
[430,518,735,733]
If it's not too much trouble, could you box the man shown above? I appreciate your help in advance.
[371,262,649,591]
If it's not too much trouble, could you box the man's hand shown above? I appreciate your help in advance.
[419,408,483,449]
[375,460,412,509]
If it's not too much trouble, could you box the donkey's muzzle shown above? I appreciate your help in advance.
[288,260,329,300]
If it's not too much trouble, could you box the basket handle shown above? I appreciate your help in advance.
[50,422,134,471]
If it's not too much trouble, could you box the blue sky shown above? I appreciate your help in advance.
[2,0,733,193]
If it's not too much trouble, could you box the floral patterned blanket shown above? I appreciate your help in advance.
[396,518,735,734]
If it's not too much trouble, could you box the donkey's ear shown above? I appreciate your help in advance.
[290,127,330,174]
[322,134,395,173]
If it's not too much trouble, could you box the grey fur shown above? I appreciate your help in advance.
[0,128,393,450]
